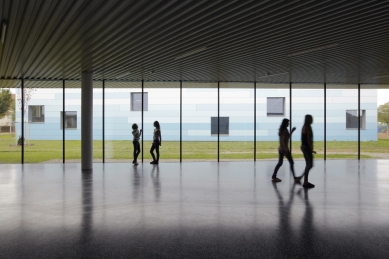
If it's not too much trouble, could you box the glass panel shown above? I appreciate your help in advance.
[24,81,63,163]
[105,82,141,162]
[326,85,358,159]
[94,82,103,162]
[65,81,81,162]
[144,82,180,163]
[291,84,324,160]
[361,86,389,159]
[182,82,218,161]
[0,80,20,163]
[220,82,254,161]
[256,84,290,159]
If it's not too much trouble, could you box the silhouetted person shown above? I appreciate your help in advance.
[150,121,162,164]
[272,118,299,182]
[300,114,316,188]
[132,123,142,165]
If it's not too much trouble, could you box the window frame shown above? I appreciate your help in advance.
[131,92,148,111]
[346,109,366,130]
[60,111,78,130]
[28,105,45,123]
[267,97,285,116]
[211,117,229,135]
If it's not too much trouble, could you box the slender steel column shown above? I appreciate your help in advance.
[218,81,220,162]
[289,82,292,152]
[62,80,65,163]
[324,82,326,160]
[141,80,144,163]
[254,81,256,161]
[81,72,93,170]
[180,80,182,163]
[358,83,361,160]
[102,80,105,163]
[21,79,24,164]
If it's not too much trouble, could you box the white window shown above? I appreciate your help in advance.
[131,92,148,111]
[267,97,285,116]
[60,111,77,129]
[346,110,366,130]
[211,117,229,135]
[28,105,45,123]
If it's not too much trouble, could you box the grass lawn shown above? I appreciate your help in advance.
[1,134,388,163]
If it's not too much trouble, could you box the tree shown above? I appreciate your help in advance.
[0,89,13,119]
[378,102,389,133]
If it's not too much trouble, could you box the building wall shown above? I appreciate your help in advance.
[15,87,378,141]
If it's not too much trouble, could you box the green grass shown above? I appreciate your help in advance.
[0,134,387,163]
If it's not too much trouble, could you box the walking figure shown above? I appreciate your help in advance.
[300,114,316,188]
[132,123,142,165]
[150,121,162,164]
[272,118,300,183]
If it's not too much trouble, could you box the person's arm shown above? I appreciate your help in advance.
[159,130,162,146]
[290,127,296,135]
[139,129,142,136]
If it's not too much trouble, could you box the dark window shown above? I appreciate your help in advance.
[60,111,77,129]
[267,97,285,116]
[28,105,45,123]
[346,110,366,129]
[131,92,148,111]
[211,117,229,135]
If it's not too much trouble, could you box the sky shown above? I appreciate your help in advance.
[377,89,389,106]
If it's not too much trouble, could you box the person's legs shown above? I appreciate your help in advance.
[134,141,140,162]
[272,149,284,181]
[150,142,157,163]
[301,145,314,188]
[155,141,160,163]
[132,141,137,163]
[285,152,296,178]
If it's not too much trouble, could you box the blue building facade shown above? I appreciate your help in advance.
[15,84,378,142]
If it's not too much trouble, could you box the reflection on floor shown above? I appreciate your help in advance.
[0,160,389,258]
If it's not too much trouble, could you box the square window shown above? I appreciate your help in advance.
[28,105,45,123]
[131,92,148,111]
[267,97,285,116]
[60,111,77,129]
[211,117,229,135]
[346,110,366,129]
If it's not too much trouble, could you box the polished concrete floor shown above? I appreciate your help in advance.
[1,160,389,258]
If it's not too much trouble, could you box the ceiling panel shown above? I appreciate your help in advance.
[0,0,388,85]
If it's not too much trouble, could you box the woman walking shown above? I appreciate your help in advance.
[300,114,316,188]
[272,118,299,182]
[150,121,162,164]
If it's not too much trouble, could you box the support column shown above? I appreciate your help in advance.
[81,72,93,170]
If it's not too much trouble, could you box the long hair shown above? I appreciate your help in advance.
[154,121,160,130]
[278,118,289,136]
[303,114,313,126]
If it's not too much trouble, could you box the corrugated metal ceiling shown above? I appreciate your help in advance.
[0,0,389,86]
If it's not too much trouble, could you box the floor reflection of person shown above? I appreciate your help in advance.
[151,165,160,202]
[297,188,316,257]
[272,182,298,256]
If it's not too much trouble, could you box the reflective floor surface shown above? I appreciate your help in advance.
[1,160,389,258]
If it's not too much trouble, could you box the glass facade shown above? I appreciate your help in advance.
[1,79,388,164]
[256,84,290,160]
